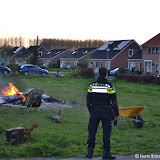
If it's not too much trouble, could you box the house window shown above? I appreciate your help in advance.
[156,47,159,54]
[130,62,135,71]
[74,61,78,65]
[128,49,133,57]
[139,63,142,71]
[38,51,42,57]
[144,61,152,73]
[95,62,98,68]
[89,61,93,68]
[155,64,159,72]
[100,62,103,68]
[105,61,110,70]
[148,47,151,54]
[152,47,155,54]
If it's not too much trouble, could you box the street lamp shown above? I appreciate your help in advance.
[106,44,111,76]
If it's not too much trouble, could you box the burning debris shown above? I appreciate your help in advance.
[0,83,77,110]
[0,83,27,103]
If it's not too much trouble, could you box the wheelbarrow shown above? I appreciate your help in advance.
[117,106,146,128]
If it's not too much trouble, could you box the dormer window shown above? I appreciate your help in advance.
[128,49,133,57]
[38,51,42,57]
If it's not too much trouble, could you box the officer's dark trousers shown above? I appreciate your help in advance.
[87,106,112,152]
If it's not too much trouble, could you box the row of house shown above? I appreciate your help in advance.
[2,33,160,75]
[61,33,160,75]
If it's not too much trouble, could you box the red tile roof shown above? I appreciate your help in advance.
[142,33,160,46]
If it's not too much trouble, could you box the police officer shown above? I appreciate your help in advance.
[86,67,119,159]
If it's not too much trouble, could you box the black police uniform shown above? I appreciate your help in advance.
[87,76,119,153]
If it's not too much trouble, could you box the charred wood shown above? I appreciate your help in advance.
[48,110,62,123]
[0,95,22,104]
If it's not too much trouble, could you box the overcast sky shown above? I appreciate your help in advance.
[0,0,159,45]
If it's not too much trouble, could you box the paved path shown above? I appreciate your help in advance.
[1,154,160,160]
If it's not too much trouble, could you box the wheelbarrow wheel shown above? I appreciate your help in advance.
[134,115,143,128]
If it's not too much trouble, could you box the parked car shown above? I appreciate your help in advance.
[19,64,48,75]
[0,66,11,75]
[60,64,70,70]
[110,68,129,75]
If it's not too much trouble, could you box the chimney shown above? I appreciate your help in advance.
[37,36,39,46]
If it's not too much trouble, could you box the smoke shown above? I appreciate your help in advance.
[0,97,4,104]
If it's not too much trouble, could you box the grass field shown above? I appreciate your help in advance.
[0,74,160,158]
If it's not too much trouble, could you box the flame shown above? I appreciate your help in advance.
[0,83,27,102]
[0,83,44,104]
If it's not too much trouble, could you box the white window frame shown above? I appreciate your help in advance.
[62,61,65,64]
[155,63,159,72]
[89,61,93,68]
[128,49,134,57]
[105,61,110,70]
[74,61,78,65]
[130,62,135,70]
[144,60,152,73]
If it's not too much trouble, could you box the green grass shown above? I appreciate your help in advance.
[0,75,160,158]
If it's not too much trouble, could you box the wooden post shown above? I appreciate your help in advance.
[5,127,24,145]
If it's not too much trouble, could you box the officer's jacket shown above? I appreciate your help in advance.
[87,77,119,116]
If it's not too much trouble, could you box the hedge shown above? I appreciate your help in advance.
[115,74,160,85]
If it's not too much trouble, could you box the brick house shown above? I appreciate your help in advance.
[60,48,97,66]
[89,40,141,70]
[40,49,72,67]
[6,47,26,64]
[27,45,49,57]
[14,45,49,65]
[128,49,142,72]
[141,33,160,75]
[15,48,31,65]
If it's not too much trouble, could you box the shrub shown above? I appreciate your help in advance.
[115,73,160,85]
[80,68,94,78]
[153,77,160,85]
[7,63,19,72]
[77,63,88,69]
[140,75,154,83]
[119,67,126,74]
[49,63,58,68]
[65,69,80,78]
